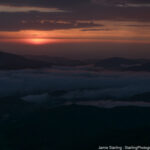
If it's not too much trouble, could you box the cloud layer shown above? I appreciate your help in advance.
[1,68,150,101]
[0,0,150,31]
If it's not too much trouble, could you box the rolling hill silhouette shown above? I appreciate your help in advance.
[0,51,51,70]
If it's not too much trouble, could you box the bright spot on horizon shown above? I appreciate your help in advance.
[25,38,55,45]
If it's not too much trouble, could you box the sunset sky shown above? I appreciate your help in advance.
[0,0,150,58]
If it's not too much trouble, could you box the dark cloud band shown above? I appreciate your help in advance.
[0,0,150,31]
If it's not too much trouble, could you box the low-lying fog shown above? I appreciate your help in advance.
[1,67,150,108]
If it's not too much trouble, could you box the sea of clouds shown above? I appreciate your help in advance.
[1,67,150,105]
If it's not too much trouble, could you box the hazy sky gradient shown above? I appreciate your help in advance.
[0,0,150,58]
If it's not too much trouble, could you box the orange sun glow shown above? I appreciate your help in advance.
[25,38,55,45]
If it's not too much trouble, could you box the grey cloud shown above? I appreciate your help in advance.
[0,6,150,32]
[92,0,150,6]
[0,12,101,31]
[1,0,150,8]
[0,0,150,31]
[81,28,111,31]
[0,0,91,10]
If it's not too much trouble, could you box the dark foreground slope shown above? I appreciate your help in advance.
[0,103,150,150]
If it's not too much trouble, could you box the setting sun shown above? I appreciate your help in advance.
[26,38,53,45]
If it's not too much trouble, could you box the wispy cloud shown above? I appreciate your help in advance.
[0,1,149,34]
[0,5,64,13]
